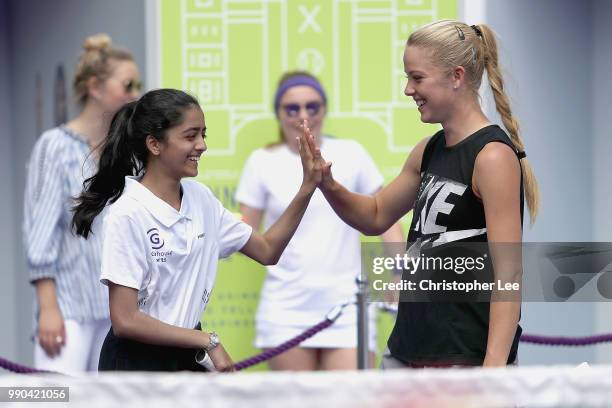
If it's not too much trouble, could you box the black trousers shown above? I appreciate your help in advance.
[98,323,207,372]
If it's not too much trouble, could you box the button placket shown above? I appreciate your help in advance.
[185,217,194,254]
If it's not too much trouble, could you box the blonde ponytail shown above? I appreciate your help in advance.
[408,20,539,224]
[478,24,539,223]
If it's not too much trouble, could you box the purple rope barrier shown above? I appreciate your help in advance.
[377,303,612,347]
[233,302,351,371]
[0,316,337,374]
[0,302,349,374]
[3,332,612,374]
[520,334,612,346]
[4,301,609,374]
[0,356,53,375]
[234,318,335,371]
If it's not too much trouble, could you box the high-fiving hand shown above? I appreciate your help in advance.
[297,120,333,190]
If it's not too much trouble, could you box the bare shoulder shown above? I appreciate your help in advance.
[402,135,432,175]
[473,142,521,198]
[475,142,520,174]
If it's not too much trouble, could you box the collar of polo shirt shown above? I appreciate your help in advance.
[124,176,193,227]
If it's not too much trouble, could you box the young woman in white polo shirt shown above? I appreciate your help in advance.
[72,88,321,372]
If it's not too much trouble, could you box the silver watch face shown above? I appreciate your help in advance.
[208,332,219,349]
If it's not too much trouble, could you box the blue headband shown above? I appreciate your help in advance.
[273,75,327,114]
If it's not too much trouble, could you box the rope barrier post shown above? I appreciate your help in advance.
[356,274,369,370]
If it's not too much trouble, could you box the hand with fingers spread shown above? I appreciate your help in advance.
[297,119,333,190]
[296,119,320,190]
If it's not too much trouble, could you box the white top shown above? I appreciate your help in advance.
[235,136,383,325]
[100,177,252,329]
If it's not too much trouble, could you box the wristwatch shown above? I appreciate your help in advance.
[205,331,220,351]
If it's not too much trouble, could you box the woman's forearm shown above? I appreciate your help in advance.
[109,284,213,349]
[35,278,60,310]
[484,301,520,366]
[112,308,212,349]
[320,179,385,235]
[259,185,315,264]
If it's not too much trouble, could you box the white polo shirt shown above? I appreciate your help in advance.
[100,176,252,329]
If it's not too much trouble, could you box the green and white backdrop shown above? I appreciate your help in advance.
[148,0,458,370]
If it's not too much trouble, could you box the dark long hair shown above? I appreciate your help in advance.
[72,88,199,238]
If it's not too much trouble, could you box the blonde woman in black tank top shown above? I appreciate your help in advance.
[298,19,539,368]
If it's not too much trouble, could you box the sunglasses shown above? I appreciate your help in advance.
[281,101,323,118]
[122,79,143,93]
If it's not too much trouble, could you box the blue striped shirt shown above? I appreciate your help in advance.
[23,126,108,323]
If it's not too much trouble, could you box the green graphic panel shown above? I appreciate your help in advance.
[228,23,264,105]
[357,21,392,103]
[160,0,457,371]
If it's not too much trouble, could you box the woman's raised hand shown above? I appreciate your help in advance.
[297,120,333,190]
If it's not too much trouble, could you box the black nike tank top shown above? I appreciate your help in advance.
[387,124,524,365]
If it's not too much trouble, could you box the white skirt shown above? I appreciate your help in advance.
[254,303,377,351]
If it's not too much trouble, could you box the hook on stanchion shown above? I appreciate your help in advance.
[326,300,352,322]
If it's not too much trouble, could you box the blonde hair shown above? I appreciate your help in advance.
[73,33,134,105]
[408,20,539,223]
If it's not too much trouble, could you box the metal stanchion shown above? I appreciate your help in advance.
[356,274,369,370]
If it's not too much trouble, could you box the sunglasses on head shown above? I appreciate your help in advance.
[122,79,142,93]
[281,101,323,118]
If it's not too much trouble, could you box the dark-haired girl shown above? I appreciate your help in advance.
[72,88,320,371]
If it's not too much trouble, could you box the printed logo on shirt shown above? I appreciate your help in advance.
[202,288,211,305]
[410,173,485,247]
[137,295,148,308]
[137,275,152,308]
[197,233,206,239]
[147,227,165,249]
[412,173,467,235]
[151,249,173,263]
[147,227,173,262]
